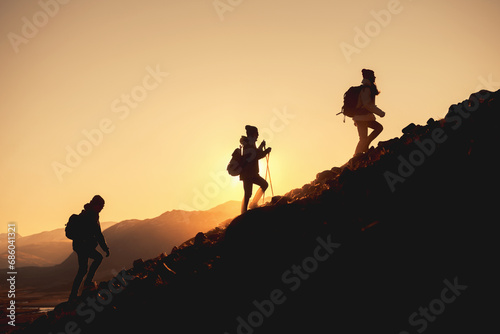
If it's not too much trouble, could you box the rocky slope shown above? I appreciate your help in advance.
[13,89,499,334]
[10,200,240,298]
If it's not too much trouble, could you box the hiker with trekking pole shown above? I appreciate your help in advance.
[227,125,272,214]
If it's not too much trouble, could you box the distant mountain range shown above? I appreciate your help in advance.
[15,200,240,291]
[0,222,116,268]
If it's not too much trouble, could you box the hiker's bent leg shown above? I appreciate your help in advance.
[354,121,369,155]
[241,180,253,214]
[255,175,269,192]
[366,121,383,148]
[249,176,268,208]
[84,249,103,285]
[70,251,89,299]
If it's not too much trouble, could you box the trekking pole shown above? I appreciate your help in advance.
[263,154,268,205]
[262,152,268,205]
[262,152,274,204]
[266,153,274,197]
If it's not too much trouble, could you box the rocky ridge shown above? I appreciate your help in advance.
[13,89,500,334]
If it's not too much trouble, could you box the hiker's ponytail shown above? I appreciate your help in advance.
[370,84,380,98]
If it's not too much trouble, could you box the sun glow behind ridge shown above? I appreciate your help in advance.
[1,0,499,235]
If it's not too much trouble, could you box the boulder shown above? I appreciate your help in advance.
[133,258,145,271]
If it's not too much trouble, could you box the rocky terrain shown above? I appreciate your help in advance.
[11,89,499,333]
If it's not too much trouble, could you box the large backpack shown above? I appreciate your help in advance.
[65,213,89,240]
[338,85,370,120]
[227,146,244,176]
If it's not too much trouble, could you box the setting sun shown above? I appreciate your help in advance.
[1,1,499,333]
[1,0,499,236]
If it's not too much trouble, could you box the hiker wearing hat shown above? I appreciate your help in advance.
[353,69,386,156]
[68,195,110,302]
[240,125,272,213]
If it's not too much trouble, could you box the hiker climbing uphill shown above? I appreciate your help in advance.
[67,195,110,302]
[240,125,272,214]
[341,69,386,156]
[353,69,385,155]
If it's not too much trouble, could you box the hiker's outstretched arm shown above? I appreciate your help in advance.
[256,147,270,159]
[360,88,385,117]
[95,222,109,254]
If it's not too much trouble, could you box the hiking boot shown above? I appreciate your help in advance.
[83,281,97,291]
[249,188,265,209]
[68,294,78,304]
[248,201,260,210]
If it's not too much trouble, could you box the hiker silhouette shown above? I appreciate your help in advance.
[240,125,271,214]
[68,195,110,302]
[353,69,386,156]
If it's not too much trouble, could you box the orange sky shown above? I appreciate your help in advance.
[1,0,499,236]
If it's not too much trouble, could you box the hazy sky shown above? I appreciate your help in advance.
[1,0,499,236]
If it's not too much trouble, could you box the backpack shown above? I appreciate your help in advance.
[337,85,370,120]
[227,146,244,176]
[65,213,88,240]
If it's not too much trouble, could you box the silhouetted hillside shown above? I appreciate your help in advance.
[13,89,499,334]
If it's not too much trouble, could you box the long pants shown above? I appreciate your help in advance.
[241,175,268,214]
[354,120,383,156]
[69,246,103,299]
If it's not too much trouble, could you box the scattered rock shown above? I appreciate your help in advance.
[194,232,207,246]
[133,258,145,270]
[402,122,416,134]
